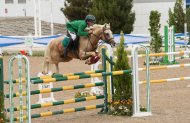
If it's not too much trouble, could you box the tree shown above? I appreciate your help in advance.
[113,31,132,100]
[168,0,185,33]
[149,11,162,53]
[186,8,190,43]
[61,0,92,21]
[109,31,132,116]
[90,0,135,34]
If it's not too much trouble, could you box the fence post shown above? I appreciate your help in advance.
[102,48,108,113]
[0,56,5,122]
[8,55,31,123]
[163,25,176,64]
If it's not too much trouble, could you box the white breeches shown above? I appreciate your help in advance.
[68,31,77,41]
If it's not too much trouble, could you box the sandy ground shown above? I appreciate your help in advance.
[3,56,190,123]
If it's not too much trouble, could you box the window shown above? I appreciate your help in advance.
[5,0,13,4]
[18,0,26,4]
[187,0,190,8]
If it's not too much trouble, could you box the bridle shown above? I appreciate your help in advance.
[84,26,114,56]
[102,27,114,42]
[89,27,114,46]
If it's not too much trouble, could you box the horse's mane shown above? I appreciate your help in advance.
[93,24,104,28]
[86,23,110,31]
[93,23,110,29]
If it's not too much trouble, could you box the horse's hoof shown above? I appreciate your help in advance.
[40,71,53,75]
[85,61,90,65]
[38,72,45,77]
[42,72,45,74]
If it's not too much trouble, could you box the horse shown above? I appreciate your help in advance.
[42,23,116,74]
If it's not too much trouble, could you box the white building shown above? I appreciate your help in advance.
[133,0,176,34]
[0,0,187,34]
[0,0,66,24]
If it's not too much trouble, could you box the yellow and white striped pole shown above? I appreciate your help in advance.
[138,63,190,71]
[140,76,190,84]
[128,51,190,58]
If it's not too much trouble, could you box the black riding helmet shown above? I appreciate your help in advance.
[85,15,96,23]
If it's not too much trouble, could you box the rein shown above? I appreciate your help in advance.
[84,35,98,56]
[84,27,113,57]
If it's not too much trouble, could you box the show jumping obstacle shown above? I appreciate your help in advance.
[7,43,186,121]
[132,45,190,116]
[3,48,147,122]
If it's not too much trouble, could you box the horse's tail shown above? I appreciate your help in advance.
[44,41,51,57]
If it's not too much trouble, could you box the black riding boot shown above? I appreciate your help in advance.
[64,38,73,57]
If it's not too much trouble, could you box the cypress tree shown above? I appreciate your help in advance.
[186,8,190,44]
[108,31,132,116]
[61,0,92,21]
[149,11,162,53]
[168,0,185,33]
[90,0,135,34]
[113,31,132,100]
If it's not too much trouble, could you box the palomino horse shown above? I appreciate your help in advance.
[42,23,115,74]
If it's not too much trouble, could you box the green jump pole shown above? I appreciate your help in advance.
[102,48,108,113]
[0,56,5,123]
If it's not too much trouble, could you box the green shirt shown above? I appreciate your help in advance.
[66,20,89,36]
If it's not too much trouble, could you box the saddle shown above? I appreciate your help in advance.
[62,35,80,57]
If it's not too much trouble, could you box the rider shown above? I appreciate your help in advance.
[64,14,96,56]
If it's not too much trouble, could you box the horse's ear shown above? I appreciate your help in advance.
[104,23,110,29]
[89,25,94,30]
[104,23,107,28]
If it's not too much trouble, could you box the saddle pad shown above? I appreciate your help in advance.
[62,36,70,47]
